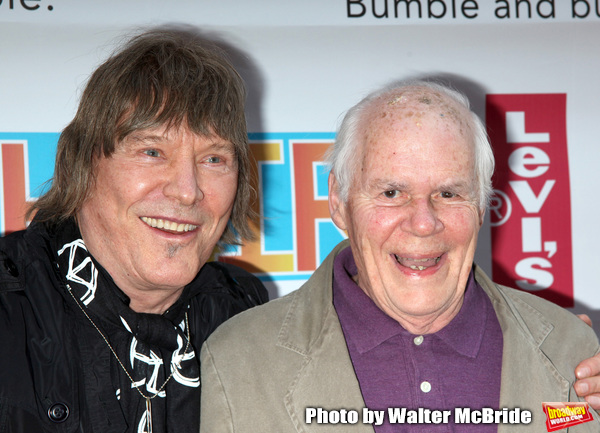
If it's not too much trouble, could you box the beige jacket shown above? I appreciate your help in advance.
[201,241,600,432]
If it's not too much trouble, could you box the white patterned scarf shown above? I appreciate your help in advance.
[53,220,200,433]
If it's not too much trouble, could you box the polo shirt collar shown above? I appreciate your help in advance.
[332,246,488,359]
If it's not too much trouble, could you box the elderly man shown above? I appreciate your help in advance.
[0,30,267,432]
[200,82,600,432]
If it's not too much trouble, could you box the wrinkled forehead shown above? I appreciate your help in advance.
[351,87,478,190]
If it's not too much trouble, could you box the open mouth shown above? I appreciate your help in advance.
[140,217,198,233]
[394,254,442,271]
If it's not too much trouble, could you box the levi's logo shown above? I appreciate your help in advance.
[542,402,593,431]
[486,94,574,307]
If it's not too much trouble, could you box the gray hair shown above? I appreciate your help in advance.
[326,81,495,210]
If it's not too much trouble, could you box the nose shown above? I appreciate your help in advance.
[401,197,443,237]
[162,156,204,206]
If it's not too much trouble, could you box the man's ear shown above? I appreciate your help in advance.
[328,172,348,231]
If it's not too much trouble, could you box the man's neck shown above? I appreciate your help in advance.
[120,285,185,314]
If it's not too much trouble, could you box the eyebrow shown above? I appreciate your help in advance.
[367,179,476,194]
[367,179,409,192]
[123,133,235,153]
[438,181,470,190]
[208,141,236,153]
[124,133,164,144]
[437,181,475,193]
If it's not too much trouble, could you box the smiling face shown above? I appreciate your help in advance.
[329,88,484,334]
[77,124,238,313]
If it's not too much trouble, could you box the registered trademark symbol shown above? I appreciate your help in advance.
[489,189,512,227]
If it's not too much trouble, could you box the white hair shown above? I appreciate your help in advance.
[325,81,495,210]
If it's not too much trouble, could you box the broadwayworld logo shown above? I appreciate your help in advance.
[542,402,593,431]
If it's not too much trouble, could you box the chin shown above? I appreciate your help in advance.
[151,264,199,286]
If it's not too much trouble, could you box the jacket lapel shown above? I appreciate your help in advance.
[475,266,570,432]
[279,241,373,432]
[285,306,372,432]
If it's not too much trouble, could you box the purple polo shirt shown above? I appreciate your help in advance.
[332,246,503,432]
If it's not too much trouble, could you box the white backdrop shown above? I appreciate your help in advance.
[1,0,599,331]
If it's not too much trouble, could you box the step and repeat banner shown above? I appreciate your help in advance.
[1,1,599,329]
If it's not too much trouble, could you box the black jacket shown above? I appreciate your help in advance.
[0,221,268,433]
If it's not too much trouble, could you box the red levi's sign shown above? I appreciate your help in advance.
[486,94,574,307]
[542,402,593,431]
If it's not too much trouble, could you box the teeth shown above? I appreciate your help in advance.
[141,217,197,232]
[395,254,441,271]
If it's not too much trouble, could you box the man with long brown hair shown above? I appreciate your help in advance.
[0,28,266,432]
